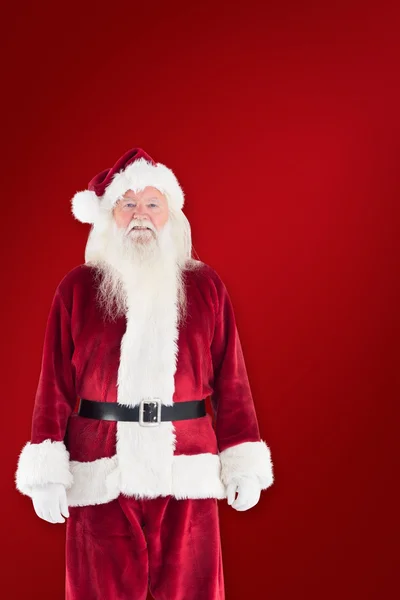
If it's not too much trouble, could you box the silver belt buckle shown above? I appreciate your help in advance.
[139,398,162,427]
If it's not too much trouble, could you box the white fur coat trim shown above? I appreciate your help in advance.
[114,256,181,492]
[65,453,226,506]
[15,439,74,497]
[219,440,274,489]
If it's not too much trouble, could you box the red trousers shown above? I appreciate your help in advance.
[65,494,225,600]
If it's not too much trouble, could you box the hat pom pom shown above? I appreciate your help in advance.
[71,190,100,224]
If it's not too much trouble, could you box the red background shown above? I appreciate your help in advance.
[1,0,399,598]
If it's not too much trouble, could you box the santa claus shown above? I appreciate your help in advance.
[15,147,274,600]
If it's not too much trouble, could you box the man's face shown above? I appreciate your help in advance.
[112,187,169,243]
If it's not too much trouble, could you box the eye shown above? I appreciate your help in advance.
[124,202,136,209]
[148,203,159,208]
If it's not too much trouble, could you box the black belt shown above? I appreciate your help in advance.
[77,398,206,426]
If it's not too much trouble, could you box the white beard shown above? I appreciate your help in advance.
[88,217,187,326]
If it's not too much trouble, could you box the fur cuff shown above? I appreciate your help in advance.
[15,439,74,497]
[219,440,274,490]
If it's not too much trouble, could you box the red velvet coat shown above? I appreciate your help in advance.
[15,261,273,506]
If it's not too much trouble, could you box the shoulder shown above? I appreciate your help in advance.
[54,264,98,307]
[57,264,95,291]
[185,260,225,287]
[184,260,229,311]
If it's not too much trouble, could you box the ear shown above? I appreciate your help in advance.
[71,190,100,224]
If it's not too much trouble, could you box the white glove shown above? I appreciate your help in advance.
[226,478,261,511]
[31,482,69,524]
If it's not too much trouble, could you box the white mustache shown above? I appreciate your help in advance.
[126,220,156,235]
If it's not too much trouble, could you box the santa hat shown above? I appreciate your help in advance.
[71,147,185,224]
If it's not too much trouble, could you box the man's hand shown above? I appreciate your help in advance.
[226,478,261,511]
[31,482,69,524]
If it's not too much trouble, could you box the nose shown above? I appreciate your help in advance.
[132,204,149,219]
